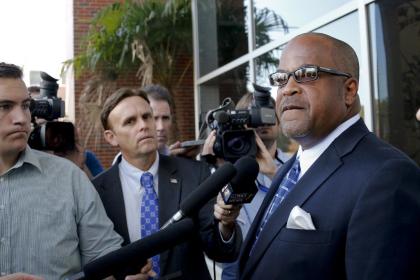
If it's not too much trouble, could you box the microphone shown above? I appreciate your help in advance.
[67,218,195,280]
[161,162,236,229]
[220,156,259,204]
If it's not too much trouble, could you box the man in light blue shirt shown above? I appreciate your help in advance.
[0,62,152,280]
[220,93,290,280]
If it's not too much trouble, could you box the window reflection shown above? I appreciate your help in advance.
[255,46,282,88]
[253,0,350,47]
[369,0,420,164]
[199,63,249,129]
[197,0,249,76]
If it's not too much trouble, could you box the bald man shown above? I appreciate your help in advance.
[237,33,420,280]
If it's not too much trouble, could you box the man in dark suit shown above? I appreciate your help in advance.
[93,88,242,280]
[238,32,420,280]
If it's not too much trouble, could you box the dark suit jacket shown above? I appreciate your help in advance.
[93,154,241,280]
[238,119,420,280]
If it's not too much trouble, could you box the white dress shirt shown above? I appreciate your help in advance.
[297,115,360,179]
[118,152,160,242]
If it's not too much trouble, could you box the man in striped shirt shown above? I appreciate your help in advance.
[0,62,152,280]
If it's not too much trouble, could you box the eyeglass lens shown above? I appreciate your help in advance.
[271,66,319,86]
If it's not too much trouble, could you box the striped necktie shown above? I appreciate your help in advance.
[251,159,301,253]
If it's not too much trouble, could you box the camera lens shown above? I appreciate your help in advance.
[222,130,257,162]
[226,135,251,156]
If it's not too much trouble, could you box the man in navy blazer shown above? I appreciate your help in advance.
[93,88,242,280]
[238,32,420,280]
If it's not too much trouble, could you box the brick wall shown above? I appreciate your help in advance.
[74,0,194,168]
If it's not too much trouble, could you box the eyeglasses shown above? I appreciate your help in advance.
[269,65,352,87]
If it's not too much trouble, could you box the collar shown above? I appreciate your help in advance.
[9,146,42,173]
[297,114,360,177]
[119,151,160,180]
[274,148,289,165]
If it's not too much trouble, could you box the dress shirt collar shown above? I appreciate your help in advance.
[275,148,290,165]
[297,114,360,178]
[119,151,160,191]
[8,146,42,174]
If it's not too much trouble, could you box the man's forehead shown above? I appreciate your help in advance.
[150,99,171,115]
[112,96,151,115]
[279,36,334,70]
[0,78,29,99]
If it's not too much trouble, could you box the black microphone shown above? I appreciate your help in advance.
[220,156,260,204]
[67,218,195,280]
[161,162,236,229]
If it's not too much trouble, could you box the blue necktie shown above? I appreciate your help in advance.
[140,172,160,277]
[251,159,301,253]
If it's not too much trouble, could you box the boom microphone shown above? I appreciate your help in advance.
[68,218,195,280]
[161,162,236,229]
[220,156,259,204]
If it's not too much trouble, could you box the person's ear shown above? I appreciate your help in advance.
[104,129,119,147]
[344,78,358,108]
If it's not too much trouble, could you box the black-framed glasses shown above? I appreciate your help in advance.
[269,65,352,87]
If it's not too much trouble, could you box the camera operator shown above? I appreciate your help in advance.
[28,85,41,99]
[200,91,290,280]
[27,72,104,179]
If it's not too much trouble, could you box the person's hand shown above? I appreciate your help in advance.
[201,130,216,156]
[214,193,241,240]
[124,259,156,280]
[201,130,225,167]
[0,273,43,280]
[169,141,200,159]
[255,132,277,178]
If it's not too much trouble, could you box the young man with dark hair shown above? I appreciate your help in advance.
[0,62,152,280]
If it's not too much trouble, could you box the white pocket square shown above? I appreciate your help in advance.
[286,206,316,230]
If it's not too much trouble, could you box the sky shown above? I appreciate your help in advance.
[0,0,72,85]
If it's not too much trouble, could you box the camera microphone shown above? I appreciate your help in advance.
[214,110,230,124]
[221,156,259,204]
[161,162,237,229]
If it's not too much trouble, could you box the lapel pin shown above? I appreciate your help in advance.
[170,178,178,184]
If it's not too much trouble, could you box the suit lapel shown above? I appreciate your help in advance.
[103,163,131,244]
[240,157,295,261]
[240,119,370,279]
[157,155,182,274]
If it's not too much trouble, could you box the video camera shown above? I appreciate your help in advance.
[28,72,75,153]
[206,83,276,162]
[30,72,65,121]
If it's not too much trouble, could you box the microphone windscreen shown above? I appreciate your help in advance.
[214,111,230,124]
[180,162,236,215]
[232,156,259,187]
[83,218,195,280]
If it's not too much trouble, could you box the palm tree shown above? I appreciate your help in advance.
[64,0,192,146]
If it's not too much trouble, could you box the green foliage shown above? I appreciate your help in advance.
[64,0,192,85]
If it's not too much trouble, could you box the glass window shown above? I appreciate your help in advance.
[253,0,351,48]
[369,0,420,164]
[198,63,250,130]
[255,46,282,88]
[197,0,249,76]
